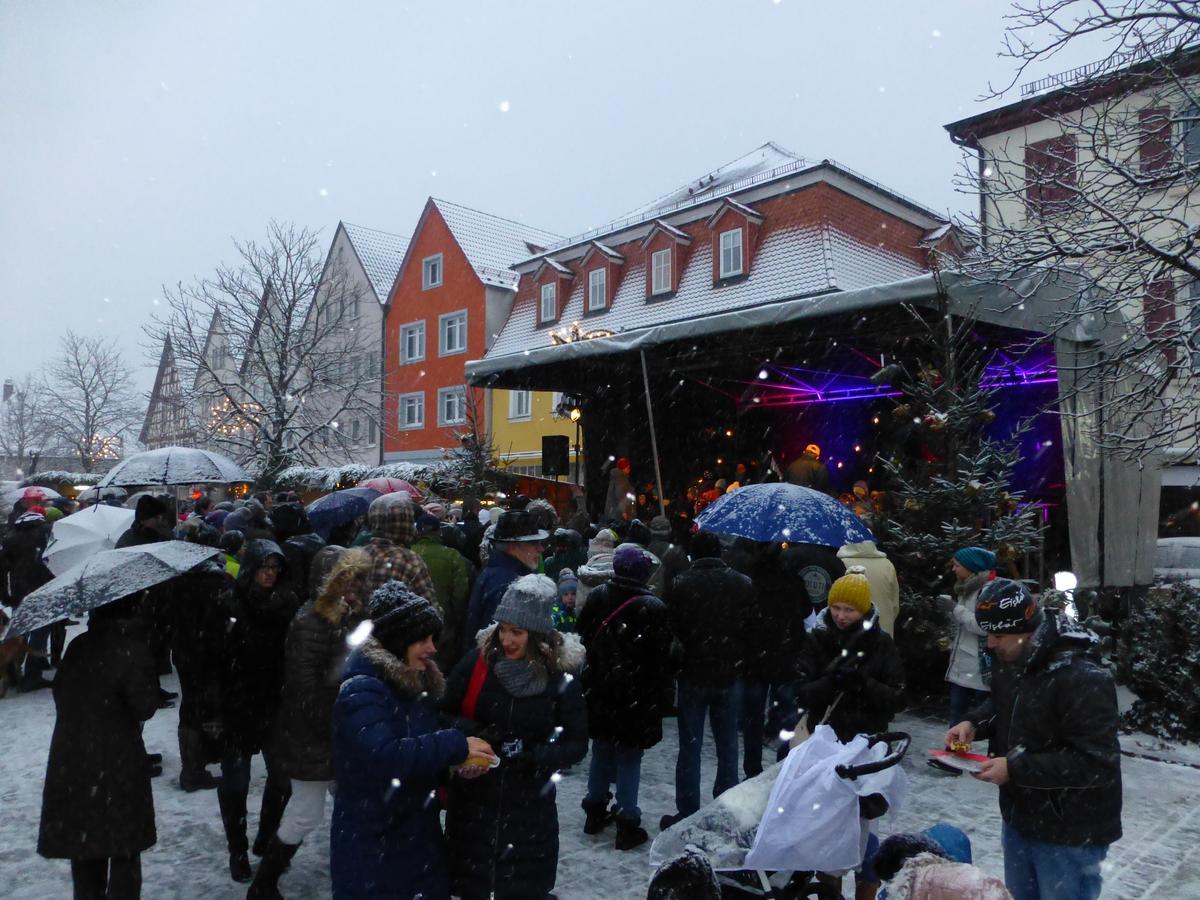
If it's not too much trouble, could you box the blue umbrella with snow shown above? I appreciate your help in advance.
[305,486,382,540]
[695,482,875,547]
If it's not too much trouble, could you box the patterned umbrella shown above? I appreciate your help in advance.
[4,541,221,638]
[695,482,875,547]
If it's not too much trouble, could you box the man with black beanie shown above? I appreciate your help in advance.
[946,578,1121,900]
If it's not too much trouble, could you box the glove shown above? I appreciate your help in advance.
[935,594,955,615]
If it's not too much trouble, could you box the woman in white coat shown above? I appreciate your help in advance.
[938,547,996,728]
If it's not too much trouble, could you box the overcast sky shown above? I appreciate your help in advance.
[1,0,1103,392]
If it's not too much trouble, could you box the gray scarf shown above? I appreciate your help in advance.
[494,658,548,698]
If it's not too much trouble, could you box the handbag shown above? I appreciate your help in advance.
[789,691,844,749]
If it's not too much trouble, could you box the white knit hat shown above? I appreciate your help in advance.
[493,573,557,633]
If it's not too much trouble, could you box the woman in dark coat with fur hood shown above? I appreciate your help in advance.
[248,547,370,899]
[213,539,302,885]
[442,574,589,900]
[38,591,160,899]
[330,581,496,900]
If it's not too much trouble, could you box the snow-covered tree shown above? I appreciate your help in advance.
[874,296,1043,689]
[0,374,54,477]
[951,1,1200,459]
[40,333,140,473]
[147,222,377,485]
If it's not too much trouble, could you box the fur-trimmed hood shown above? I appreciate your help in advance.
[474,622,586,675]
[357,635,445,699]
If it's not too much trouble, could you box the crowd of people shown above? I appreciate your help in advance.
[0,483,1123,900]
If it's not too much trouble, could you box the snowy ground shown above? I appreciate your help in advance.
[4,633,1200,898]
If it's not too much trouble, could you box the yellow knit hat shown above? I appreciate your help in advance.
[828,565,872,616]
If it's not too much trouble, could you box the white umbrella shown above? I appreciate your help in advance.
[98,446,252,487]
[4,541,221,638]
[43,504,136,576]
[76,485,128,504]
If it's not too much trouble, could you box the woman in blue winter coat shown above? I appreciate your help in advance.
[442,573,589,900]
[330,581,497,900]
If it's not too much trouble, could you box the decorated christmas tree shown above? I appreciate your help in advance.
[873,299,1044,691]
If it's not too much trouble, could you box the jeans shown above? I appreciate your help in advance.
[675,679,743,816]
[1002,822,1107,900]
[948,683,988,728]
[276,779,330,845]
[70,854,141,900]
[585,739,644,819]
[742,680,797,776]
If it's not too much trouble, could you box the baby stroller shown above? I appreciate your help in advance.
[650,727,910,899]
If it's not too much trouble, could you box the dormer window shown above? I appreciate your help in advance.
[588,269,607,312]
[651,249,672,295]
[422,254,443,289]
[540,283,557,323]
[719,229,744,278]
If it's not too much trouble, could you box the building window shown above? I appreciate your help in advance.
[422,254,443,289]
[1178,103,1200,166]
[719,228,743,278]
[1024,135,1077,216]
[341,293,360,320]
[351,419,362,442]
[400,321,425,363]
[540,283,557,323]
[399,392,424,430]
[1140,106,1171,174]
[587,268,607,312]
[1145,277,1179,365]
[367,417,378,446]
[651,248,672,295]
[439,310,467,356]
[508,389,532,421]
[438,386,467,426]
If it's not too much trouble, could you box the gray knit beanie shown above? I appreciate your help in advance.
[492,573,557,634]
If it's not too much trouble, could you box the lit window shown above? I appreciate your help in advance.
[400,322,425,363]
[439,310,467,355]
[508,389,532,420]
[438,386,468,426]
[588,268,607,311]
[540,283,557,322]
[399,392,424,430]
[719,229,743,278]
[422,254,443,289]
[651,248,672,295]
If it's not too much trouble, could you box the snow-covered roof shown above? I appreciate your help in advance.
[432,198,562,289]
[342,222,410,303]
[484,224,925,360]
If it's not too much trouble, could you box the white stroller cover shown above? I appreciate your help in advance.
[743,725,908,872]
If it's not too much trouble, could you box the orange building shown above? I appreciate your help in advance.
[382,198,562,464]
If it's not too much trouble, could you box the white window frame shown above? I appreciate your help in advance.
[540,282,557,323]
[651,248,672,295]
[719,228,744,278]
[508,389,532,421]
[400,321,426,364]
[422,254,443,289]
[398,392,424,430]
[438,386,468,426]
[439,310,467,356]
[587,268,607,312]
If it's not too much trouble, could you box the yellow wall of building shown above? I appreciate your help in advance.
[490,389,580,474]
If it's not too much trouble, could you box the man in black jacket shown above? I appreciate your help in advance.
[946,579,1121,900]
[660,530,751,829]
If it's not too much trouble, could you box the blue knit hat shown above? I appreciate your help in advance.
[954,546,996,574]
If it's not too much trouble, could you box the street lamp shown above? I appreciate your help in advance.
[570,407,582,485]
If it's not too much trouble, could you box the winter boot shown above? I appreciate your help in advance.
[614,814,649,851]
[581,795,615,835]
[246,835,300,900]
[252,778,292,856]
[178,725,219,792]
[218,785,253,883]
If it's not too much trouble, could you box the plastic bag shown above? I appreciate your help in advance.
[744,725,907,873]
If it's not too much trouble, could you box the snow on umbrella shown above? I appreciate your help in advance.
[97,446,252,487]
[695,482,875,547]
[76,485,128,504]
[3,485,62,506]
[4,541,221,638]
[43,504,136,576]
[306,486,382,541]
[358,477,421,499]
